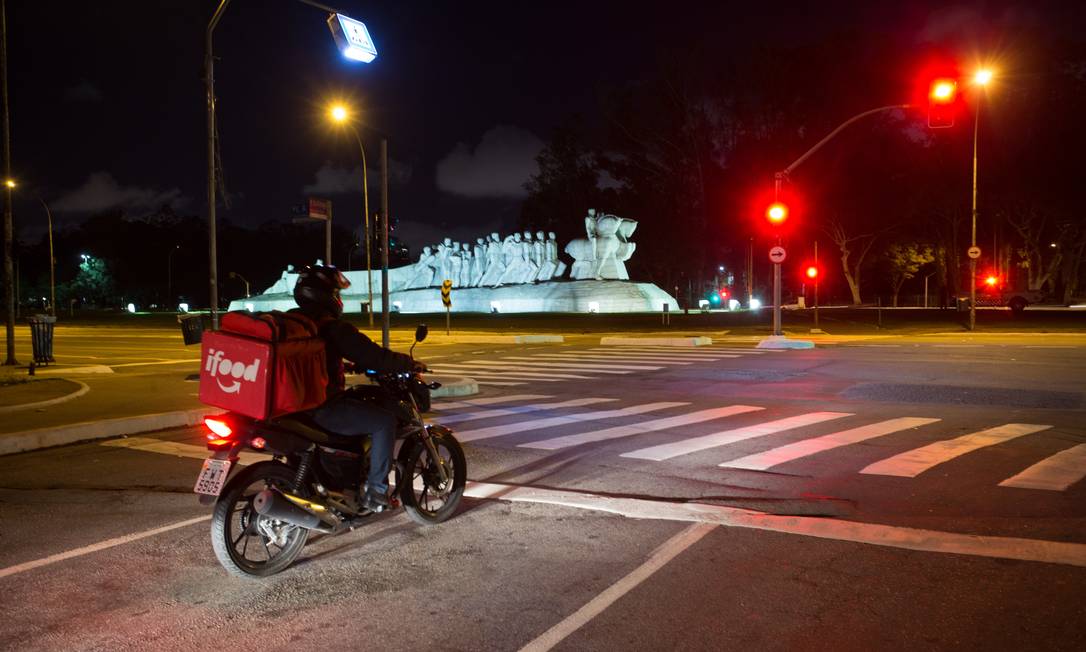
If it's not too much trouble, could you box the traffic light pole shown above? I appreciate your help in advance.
[772,250,782,336]
[969,98,981,332]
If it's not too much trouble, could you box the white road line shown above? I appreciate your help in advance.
[439,398,617,425]
[435,366,594,380]
[461,482,1086,568]
[455,361,633,374]
[622,412,853,461]
[455,402,688,443]
[436,372,571,383]
[477,381,526,386]
[860,423,1052,478]
[0,515,212,579]
[998,444,1086,491]
[520,405,765,450]
[720,417,942,471]
[498,357,663,371]
[435,394,552,409]
[518,523,716,652]
[932,344,985,348]
[109,359,201,368]
[528,354,696,364]
[587,348,735,358]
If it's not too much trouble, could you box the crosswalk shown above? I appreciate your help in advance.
[434,345,772,386]
[432,394,1085,493]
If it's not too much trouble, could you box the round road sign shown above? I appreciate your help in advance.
[768,246,787,264]
[967,246,981,260]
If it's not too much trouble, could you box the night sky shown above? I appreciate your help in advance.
[6,0,1083,254]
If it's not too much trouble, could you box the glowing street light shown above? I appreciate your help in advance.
[4,179,13,188]
[330,104,348,123]
[974,69,994,86]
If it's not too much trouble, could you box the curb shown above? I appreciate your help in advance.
[0,379,91,415]
[430,375,479,398]
[756,335,816,350]
[600,336,713,347]
[35,365,114,375]
[0,407,220,457]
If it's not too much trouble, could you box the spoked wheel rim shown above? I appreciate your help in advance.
[410,440,458,516]
[221,474,307,575]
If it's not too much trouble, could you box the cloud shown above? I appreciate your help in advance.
[436,125,544,198]
[64,80,104,102]
[302,159,412,195]
[53,172,184,213]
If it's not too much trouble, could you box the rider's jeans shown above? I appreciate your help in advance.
[311,395,396,494]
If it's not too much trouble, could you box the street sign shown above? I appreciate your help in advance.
[441,279,452,308]
[967,246,981,260]
[307,197,332,221]
[768,246,787,264]
[327,14,378,63]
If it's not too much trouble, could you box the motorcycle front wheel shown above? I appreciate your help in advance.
[210,461,310,578]
[400,431,467,525]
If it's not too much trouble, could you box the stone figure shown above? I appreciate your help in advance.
[435,238,453,282]
[532,230,553,281]
[521,230,540,283]
[459,243,473,287]
[547,232,567,279]
[471,238,487,286]
[408,246,437,288]
[448,241,463,287]
[565,211,638,280]
[480,233,505,286]
[496,232,527,286]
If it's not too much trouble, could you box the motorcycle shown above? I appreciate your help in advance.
[192,324,467,577]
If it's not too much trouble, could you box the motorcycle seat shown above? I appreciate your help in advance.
[272,413,368,451]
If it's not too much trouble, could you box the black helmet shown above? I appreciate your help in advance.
[294,264,350,317]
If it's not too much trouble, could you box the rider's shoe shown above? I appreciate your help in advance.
[362,489,392,513]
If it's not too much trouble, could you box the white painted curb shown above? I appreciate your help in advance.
[600,336,713,347]
[35,365,114,375]
[0,380,90,415]
[430,375,479,398]
[756,335,815,350]
[0,407,220,456]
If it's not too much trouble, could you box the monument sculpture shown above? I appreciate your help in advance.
[233,210,677,314]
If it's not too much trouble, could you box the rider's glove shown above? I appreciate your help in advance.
[411,360,428,374]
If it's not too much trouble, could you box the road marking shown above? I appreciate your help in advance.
[998,443,1086,491]
[455,361,634,374]
[720,417,942,471]
[477,381,526,386]
[518,523,716,652]
[0,515,211,579]
[587,348,735,358]
[435,365,594,380]
[109,358,201,368]
[437,372,571,383]
[622,412,853,461]
[435,394,552,409]
[860,423,1052,477]
[528,354,696,364]
[520,405,765,450]
[498,357,663,371]
[932,344,985,348]
[461,482,1086,568]
[101,436,267,465]
[455,402,688,443]
[439,398,617,425]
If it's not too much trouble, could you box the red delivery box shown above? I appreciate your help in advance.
[198,311,328,420]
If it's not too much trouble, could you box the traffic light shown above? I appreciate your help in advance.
[928,78,958,128]
[719,288,729,300]
[766,201,788,226]
[805,265,819,280]
[984,275,999,287]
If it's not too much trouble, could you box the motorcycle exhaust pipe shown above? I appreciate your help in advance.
[253,489,327,531]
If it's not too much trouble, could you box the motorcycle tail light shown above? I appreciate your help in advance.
[205,417,233,440]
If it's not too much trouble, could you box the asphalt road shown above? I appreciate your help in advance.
[1,336,1084,650]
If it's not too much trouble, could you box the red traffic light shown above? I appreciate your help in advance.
[766,202,788,225]
[928,78,958,128]
[805,265,819,279]
[719,288,729,299]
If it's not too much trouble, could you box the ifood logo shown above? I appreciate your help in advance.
[205,348,261,394]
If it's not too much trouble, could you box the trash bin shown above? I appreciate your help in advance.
[28,314,57,364]
[178,314,208,346]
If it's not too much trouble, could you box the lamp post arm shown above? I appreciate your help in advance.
[39,198,55,316]
[776,103,913,194]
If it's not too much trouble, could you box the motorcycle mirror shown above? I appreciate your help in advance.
[415,324,428,343]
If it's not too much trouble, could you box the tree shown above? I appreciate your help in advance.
[884,242,934,307]
[63,256,115,307]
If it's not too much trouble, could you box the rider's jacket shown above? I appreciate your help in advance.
[290,308,413,396]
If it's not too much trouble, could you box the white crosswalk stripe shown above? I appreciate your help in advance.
[433,394,552,409]
[527,354,697,364]
[720,417,942,471]
[621,412,853,461]
[454,360,636,374]
[455,402,688,443]
[520,405,765,450]
[587,348,734,359]
[497,357,664,371]
[998,444,1086,491]
[477,381,525,386]
[438,398,617,425]
[860,424,1052,478]
[435,367,592,381]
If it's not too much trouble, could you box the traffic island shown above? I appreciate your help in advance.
[757,335,816,350]
[0,377,90,414]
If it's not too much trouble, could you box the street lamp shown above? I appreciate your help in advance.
[39,198,55,316]
[167,245,180,307]
[228,271,250,298]
[328,102,375,328]
[968,68,994,331]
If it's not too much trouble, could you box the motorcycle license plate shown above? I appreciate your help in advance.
[193,458,232,496]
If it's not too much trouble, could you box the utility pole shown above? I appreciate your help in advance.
[380,138,390,348]
[1,0,17,365]
[205,0,231,330]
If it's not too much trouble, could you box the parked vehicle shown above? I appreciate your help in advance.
[193,325,467,577]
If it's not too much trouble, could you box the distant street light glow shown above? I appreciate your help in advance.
[330,105,348,123]
[974,69,993,85]
[4,179,13,188]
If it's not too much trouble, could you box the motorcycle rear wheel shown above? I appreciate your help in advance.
[210,461,310,578]
[401,432,466,525]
